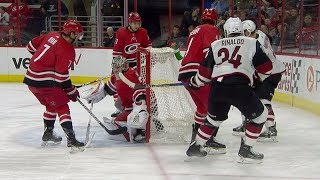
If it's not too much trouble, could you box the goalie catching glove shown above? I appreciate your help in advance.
[82,81,107,104]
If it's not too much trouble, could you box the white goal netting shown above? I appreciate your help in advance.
[137,47,196,144]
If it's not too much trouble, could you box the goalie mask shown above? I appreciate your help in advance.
[112,56,129,73]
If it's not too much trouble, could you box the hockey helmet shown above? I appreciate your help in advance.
[201,8,218,24]
[242,20,256,36]
[223,17,243,37]
[62,20,84,40]
[128,12,141,24]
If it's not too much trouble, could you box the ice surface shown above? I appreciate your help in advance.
[0,83,319,180]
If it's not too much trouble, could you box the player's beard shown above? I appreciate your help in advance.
[70,36,76,44]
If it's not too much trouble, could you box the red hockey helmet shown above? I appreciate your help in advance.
[128,12,141,23]
[201,8,218,24]
[62,20,84,40]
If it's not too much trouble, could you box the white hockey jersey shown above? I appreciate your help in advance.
[256,30,285,75]
[194,36,273,86]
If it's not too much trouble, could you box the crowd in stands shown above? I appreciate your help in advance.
[0,0,319,55]
[164,0,319,55]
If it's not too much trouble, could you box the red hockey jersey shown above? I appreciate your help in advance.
[24,32,75,89]
[178,24,220,81]
[113,27,151,66]
[106,68,145,109]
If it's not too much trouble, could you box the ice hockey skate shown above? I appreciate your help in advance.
[63,128,85,153]
[232,124,245,136]
[133,129,146,143]
[257,124,278,142]
[238,138,264,164]
[111,109,122,118]
[204,136,226,154]
[41,127,62,147]
[185,141,207,161]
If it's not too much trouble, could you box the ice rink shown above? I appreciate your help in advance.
[1,83,320,180]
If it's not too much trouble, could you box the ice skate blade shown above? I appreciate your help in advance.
[69,146,85,154]
[257,136,278,143]
[184,155,207,162]
[85,132,95,148]
[41,141,62,147]
[237,156,263,164]
[204,147,227,155]
[103,117,113,124]
[232,131,245,136]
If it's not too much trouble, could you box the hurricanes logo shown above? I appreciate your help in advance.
[125,43,140,54]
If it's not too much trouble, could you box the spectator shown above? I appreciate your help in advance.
[1,28,18,46]
[102,0,122,16]
[285,8,299,36]
[40,0,69,31]
[269,26,280,50]
[167,25,186,48]
[0,6,9,26]
[103,27,115,47]
[40,0,69,17]
[211,0,229,16]
[260,24,269,35]
[180,6,200,36]
[296,14,319,50]
[248,0,258,20]
[261,0,276,18]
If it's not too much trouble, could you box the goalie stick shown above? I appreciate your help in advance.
[77,98,127,135]
[76,76,110,88]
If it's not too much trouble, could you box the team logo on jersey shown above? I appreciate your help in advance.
[125,43,140,54]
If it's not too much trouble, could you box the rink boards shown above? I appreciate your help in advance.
[0,47,319,115]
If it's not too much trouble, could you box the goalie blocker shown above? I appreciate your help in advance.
[83,56,160,142]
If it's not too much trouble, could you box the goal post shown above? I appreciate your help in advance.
[137,47,196,144]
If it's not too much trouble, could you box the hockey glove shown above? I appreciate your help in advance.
[64,85,79,102]
[82,81,107,104]
[187,76,200,90]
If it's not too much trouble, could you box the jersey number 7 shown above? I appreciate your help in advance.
[218,46,242,68]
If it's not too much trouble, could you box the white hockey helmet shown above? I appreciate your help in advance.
[223,17,243,37]
[242,20,256,36]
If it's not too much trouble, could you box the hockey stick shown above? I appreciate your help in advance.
[84,103,93,144]
[77,98,127,135]
[151,82,186,87]
[76,76,110,88]
[134,82,187,89]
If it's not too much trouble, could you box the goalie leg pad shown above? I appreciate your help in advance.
[127,104,149,129]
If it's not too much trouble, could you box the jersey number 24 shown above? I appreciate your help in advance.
[218,46,242,68]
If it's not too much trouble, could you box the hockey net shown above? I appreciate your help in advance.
[137,47,195,144]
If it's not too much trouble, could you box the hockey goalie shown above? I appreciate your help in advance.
[83,56,162,142]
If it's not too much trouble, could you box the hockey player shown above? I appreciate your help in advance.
[232,20,285,142]
[111,12,152,117]
[24,20,85,148]
[186,17,273,163]
[83,56,156,142]
[177,8,226,154]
